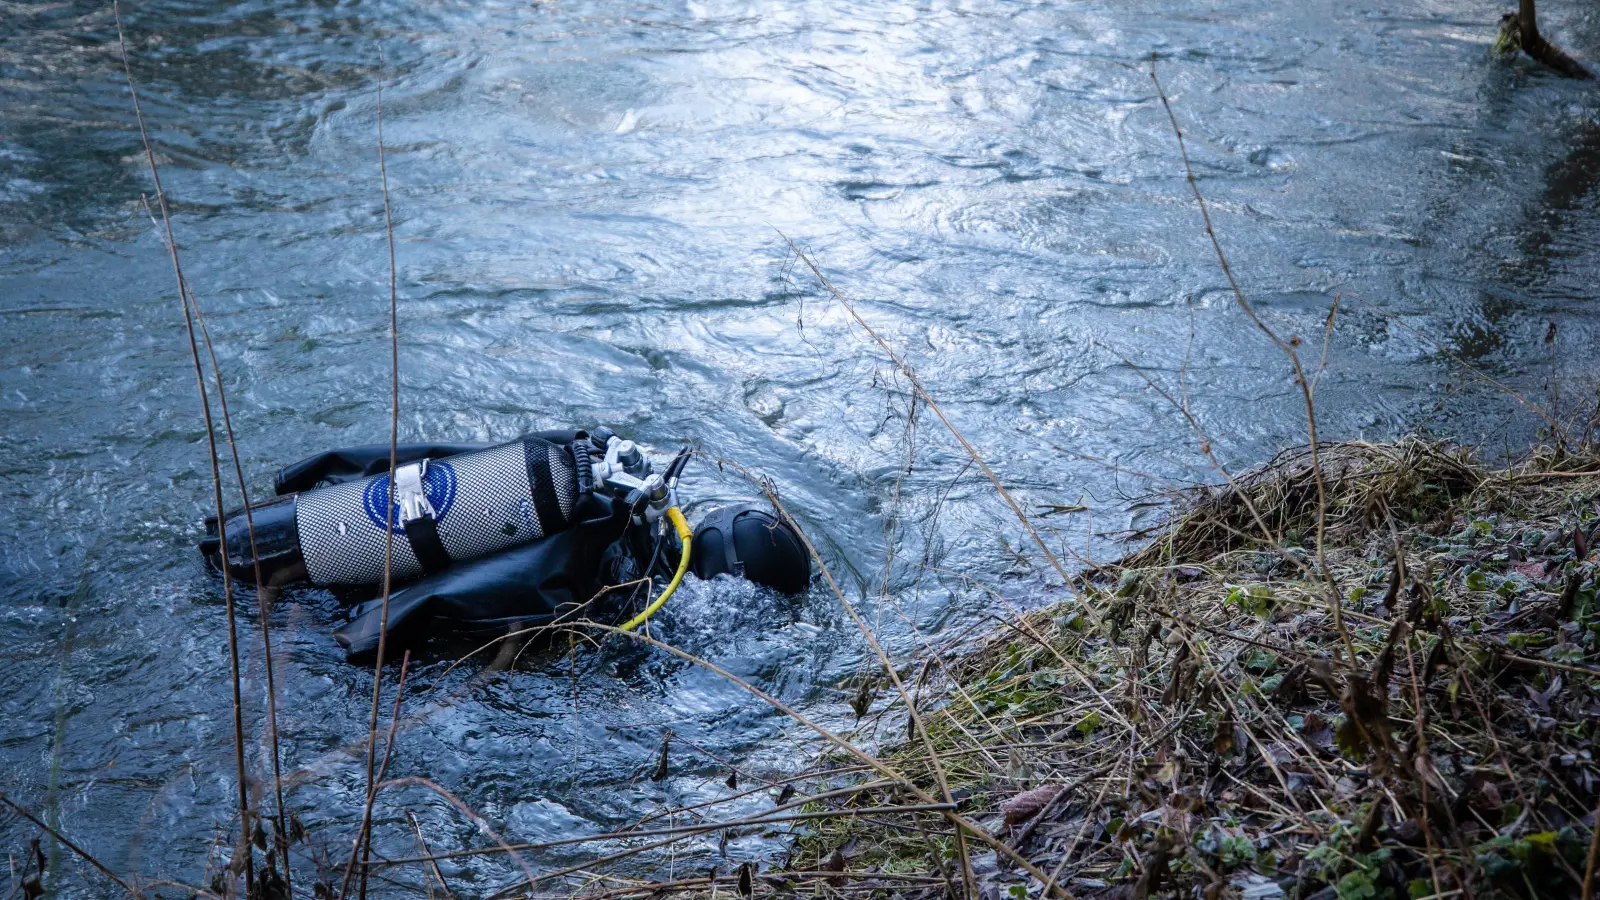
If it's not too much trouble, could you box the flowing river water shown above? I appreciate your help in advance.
[3,0,1600,894]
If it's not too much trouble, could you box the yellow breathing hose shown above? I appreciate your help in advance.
[618,505,691,632]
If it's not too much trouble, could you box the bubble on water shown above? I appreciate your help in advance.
[1246,146,1295,171]
[742,380,785,426]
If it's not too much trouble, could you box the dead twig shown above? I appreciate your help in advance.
[380,803,955,869]
[1149,57,1356,668]
[779,233,1092,615]
[405,811,455,900]
[112,3,254,888]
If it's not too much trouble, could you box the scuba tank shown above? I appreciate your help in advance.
[202,434,594,587]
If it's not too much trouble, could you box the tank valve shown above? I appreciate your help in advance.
[616,440,643,472]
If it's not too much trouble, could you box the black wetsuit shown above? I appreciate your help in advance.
[205,430,668,661]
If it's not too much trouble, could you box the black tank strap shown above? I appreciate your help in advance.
[403,516,452,575]
[523,439,566,537]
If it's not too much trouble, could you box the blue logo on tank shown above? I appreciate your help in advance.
[362,461,458,534]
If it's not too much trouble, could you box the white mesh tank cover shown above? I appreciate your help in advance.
[294,438,577,586]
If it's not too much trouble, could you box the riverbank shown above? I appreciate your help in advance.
[788,438,1600,899]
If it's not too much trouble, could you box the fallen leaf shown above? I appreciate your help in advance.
[1036,503,1088,517]
[1474,781,1504,816]
[1544,674,1565,706]
[1001,784,1063,826]
[1561,571,1583,618]
[1153,757,1184,784]
[1158,801,1199,836]
[1511,560,1546,579]
[1272,662,1306,705]
[1526,683,1551,714]
[1390,819,1425,846]
[821,848,846,886]
[1132,833,1175,899]
[850,679,874,720]
[1412,753,1448,797]
[1212,714,1236,757]
[651,728,673,782]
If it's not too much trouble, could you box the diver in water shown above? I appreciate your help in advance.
[198,427,810,662]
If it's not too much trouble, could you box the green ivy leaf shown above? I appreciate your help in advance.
[1336,869,1378,900]
[1244,649,1279,673]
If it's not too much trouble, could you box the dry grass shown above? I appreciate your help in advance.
[1121,440,1483,568]
[788,439,1600,900]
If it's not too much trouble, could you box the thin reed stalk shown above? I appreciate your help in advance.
[1148,57,1357,666]
[342,46,404,900]
[111,3,253,888]
[376,777,540,891]
[183,292,290,886]
[133,194,290,880]
[749,480,979,897]
[372,651,411,792]
[380,804,955,870]
[625,770,886,831]
[0,793,136,897]
[779,234,1093,617]
[375,780,908,867]
[557,870,947,900]
[1104,344,1287,555]
[406,811,457,900]
[355,646,412,896]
